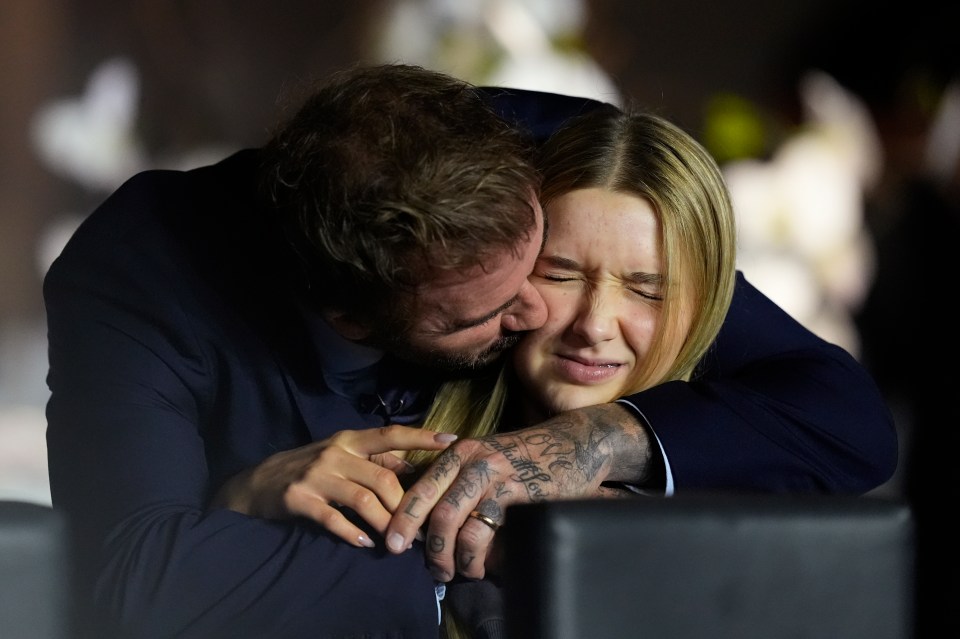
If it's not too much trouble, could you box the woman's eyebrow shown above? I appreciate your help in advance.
[624,272,663,285]
[538,255,579,269]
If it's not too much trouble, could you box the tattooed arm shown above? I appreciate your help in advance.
[384,403,656,581]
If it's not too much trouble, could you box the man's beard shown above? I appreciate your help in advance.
[372,330,523,374]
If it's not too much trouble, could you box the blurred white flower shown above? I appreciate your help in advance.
[30,56,147,192]
[724,71,881,355]
[799,70,884,192]
[924,80,960,185]
[374,0,620,104]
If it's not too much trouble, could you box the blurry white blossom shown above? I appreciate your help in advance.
[374,0,620,103]
[30,56,147,192]
[924,80,960,185]
[724,71,882,355]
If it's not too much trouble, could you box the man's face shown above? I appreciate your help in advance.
[379,198,548,371]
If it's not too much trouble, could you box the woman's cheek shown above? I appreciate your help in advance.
[620,307,663,370]
[540,287,576,326]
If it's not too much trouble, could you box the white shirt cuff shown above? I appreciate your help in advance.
[616,399,675,496]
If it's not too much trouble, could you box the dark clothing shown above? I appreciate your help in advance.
[44,92,896,638]
[46,149,442,639]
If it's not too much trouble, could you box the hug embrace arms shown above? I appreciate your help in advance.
[43,64,896,639]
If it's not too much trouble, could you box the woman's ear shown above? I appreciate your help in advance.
[322,310,372,341]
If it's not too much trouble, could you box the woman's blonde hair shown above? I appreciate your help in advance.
[537,105,737,391]
[408,104,738,638]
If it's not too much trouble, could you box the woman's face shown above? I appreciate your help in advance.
[512,187,681,416]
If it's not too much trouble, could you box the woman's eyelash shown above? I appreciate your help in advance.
[631,289,663,301]
[543,272,662,299]
[544,275,662,301]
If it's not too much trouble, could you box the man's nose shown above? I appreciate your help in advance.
[500,280,547,332]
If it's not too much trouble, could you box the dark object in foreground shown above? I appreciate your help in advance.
[503,495,914,639]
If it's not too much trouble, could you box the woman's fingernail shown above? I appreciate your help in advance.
[358,535,375,548]
[415,529,425,542]
[434,433,458,443]
[400,460,416,474]
[387,532,406,552]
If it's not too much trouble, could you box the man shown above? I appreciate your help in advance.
[44,63,895,638]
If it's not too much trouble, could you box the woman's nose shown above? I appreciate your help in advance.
[570,292,617,345]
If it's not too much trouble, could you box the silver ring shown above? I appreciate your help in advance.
[468,510,501,532]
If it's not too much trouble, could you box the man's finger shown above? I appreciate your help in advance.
[384,445,464,553]
[452,498,503,580]
[421,460,499,580]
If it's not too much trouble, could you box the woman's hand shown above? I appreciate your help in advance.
[212,425,456,547]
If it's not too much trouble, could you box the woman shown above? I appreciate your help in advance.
[407,103,737,468]
[408,103,738,639]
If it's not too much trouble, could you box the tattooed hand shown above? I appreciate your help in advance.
[383,402,654,581]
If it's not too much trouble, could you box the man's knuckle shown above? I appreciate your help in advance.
[410,478,440,501]
[458,527,484,547]
[430,503,460,527]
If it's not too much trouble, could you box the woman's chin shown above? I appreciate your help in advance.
[542,384,621,416]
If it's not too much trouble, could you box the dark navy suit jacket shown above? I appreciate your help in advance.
[43,89,896,638]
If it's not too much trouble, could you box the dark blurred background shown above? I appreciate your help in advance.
[2,0,957,634]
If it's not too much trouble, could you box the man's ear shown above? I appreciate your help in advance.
[322,310,372,341]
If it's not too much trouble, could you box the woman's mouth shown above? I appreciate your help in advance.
[552,353,625,384]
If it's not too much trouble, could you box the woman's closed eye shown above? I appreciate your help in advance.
[626,272,664,302]
[540,272,662,303]
[540,272,579,283]
[629,286,663,302]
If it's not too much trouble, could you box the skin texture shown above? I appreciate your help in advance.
[513,187,690,421]
[385,402,650,581]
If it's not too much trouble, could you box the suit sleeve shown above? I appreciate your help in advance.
[43,172,439,639]
[619,272,897,493]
